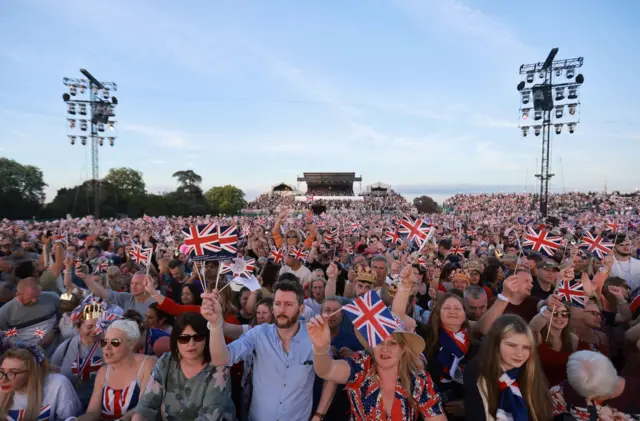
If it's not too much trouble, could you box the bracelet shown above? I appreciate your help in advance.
[539,305,549,317]
[498,294,511,304]
[206,320,223,331]
[312,345,330,355]
[313,412,325,420]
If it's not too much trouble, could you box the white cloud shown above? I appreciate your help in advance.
[119,124,200,150]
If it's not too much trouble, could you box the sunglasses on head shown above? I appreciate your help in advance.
[177,333,206,344]
[100,338,122,347]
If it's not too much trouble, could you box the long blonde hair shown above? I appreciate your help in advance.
[367,334,424,411]
[0,348,50,421]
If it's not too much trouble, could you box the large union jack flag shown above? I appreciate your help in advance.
[182,223,220,258]
[217,225,238,257]
[579,231,613,260]
[398,215,431,249]
[556,279,586,308]
[342,290,399,349]
[522,227,562,257]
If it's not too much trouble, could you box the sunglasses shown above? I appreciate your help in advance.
[176,334,206,344]
[286,235,298,239]
[100,338,122,347]
[553,311,570,318]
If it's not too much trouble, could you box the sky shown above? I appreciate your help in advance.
[1,0,639,204]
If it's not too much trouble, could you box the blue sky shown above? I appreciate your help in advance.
[1,0,639,203]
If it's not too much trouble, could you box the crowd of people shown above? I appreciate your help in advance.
[0,189,639,420]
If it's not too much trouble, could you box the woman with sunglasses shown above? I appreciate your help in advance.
[0,342,81,421]
[132,312,236,421]
[528,295,580,387]
[77,320,156,421]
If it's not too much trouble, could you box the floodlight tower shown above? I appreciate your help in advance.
[517,48,584,217]
[62,69,118,218]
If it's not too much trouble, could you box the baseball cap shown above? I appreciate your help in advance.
[536,260,559,271]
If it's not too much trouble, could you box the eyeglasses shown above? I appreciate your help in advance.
[176,334,206,344]
[100,338,122,347]
[553,311,570,318]
[0,369,28,381]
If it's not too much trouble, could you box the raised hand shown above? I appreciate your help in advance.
[326,262,338,280]
[501,274,521,300]
[560,265,574,282]
[580,272,595,296]
[399,265,414,289]
[307,315,331,351]
[278,206,290,220]
[602,255,614,272]
[144,275,156,295]
[200,291,223,325]
[546,294,564,311]
[608,285,626,301]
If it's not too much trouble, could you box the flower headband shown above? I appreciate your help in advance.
[2,339,47,365]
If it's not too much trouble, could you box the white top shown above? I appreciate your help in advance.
[7,373,81,421]
[303,298,322,316]
[278,264,312,286]
[610,256,640,292]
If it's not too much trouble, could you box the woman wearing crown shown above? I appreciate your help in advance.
[51,300,104,409]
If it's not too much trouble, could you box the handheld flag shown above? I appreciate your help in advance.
[579,231,613,260]
[342,290,399,349]
[556,279,586,308]
[522,227,562,257]
[269,246,284,264]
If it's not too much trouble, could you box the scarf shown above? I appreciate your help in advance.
[497,368,529,421]
[436,325,470,383]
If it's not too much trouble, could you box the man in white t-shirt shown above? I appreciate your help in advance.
[278,249,311,286]
[610,236,640,292]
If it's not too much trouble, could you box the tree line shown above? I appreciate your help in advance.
[0,157,247,219]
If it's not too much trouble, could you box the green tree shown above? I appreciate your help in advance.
[0,157,46,219]
[172,170,202,189]
[413,195,441,214]
[205,185,247,215]
[103,167,146,198]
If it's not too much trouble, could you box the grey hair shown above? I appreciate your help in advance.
[566,350,618,398]
[371,254,390,271]
[464,285,487,300]
[107,319,141,344]
[322,296,342,310]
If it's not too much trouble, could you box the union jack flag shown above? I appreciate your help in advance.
[72,345,102,381]
[102,382,139,419]
[5,327,18,337]
[95,310,124,336]
[324,228,338,244]
[269,246,284,263]
[556,279,586,308]
[288,247,308,262]
[467,229,476,237]
[221,258,255,277]
[384,228,402,245]
[347,222,361,233]
[342,290,399,349]
[143,214,153,223]
[449,246,467,256]
[522,226,562,257]
[417,257,427,270]
[579,231,613,260]
[217,225,238,257]
[128,244,151,266]
[34,328,46,339]
[8,404,51,421]
[398,215,431,249]
[182,223,220,258]
[95,260,109,274]
[605,219,622,233]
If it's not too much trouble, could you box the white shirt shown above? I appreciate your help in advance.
[303,298,322,316]
[7,373,81,421]
[278,264,312,286]
[611,256,640,292]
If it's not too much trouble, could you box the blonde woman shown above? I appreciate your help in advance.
[0,342,81,420]
[307,314,446,421]
[463,314,552,421]
[77,320,156,421]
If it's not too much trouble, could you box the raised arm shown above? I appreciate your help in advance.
[391,265,415,329]
[79,272,109,300]
[325,263,339,297]
[477,275,522,335]
[307,315,351,384]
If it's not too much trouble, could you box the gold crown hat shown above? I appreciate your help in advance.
[82,302,105,320]
[355,265,377,284]
[464,261,482,273]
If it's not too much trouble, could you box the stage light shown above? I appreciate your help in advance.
[555,124,563,134]
[555,87,565,101]
[566,67,575,78]
[99,137,104,146]
[534,110,542,120]
[539,72,544,79]
[80,119,88,131]
[103,89,109,100]
[522,108,531,119]
[80,136,87,146]
[526,72,534,83]
[555,105,564,119]
[68,103,76,115]
[79,84,86,94]
[68,135,76,145]
[79,104,87,115]
[575,74,584,84]
[522,90,531,104]
[555,69,561,77]
[568,123,576,134]
[568,103,577,115]
[68,118,76,128]
[108,137,115,147]
[111,97,118,105]
[108,121,115,131]
[70,85,77,96]
[534,125,542,136]
[521,126,529,137]
[98,123,105,132]
[568,85,578,100]
[62,93,70,102]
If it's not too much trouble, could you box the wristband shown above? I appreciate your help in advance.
[498,294,511,304]
[312,345,330,355]
[539,305,548,317]
[313,412,326,420]
[206,320,223,331]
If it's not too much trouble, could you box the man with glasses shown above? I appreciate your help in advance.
[610,235,640,292]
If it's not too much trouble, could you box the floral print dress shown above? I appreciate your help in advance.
[134,353,237,421]
[345,351,443,421]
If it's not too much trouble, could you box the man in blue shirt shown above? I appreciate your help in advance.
[202,278,336,421]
